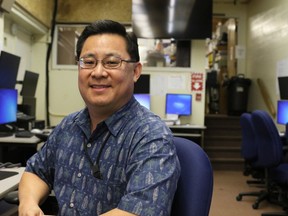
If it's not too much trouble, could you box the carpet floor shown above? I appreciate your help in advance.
[210,170,286,216]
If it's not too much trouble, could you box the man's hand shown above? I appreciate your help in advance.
[18,202,44,216]
[100,208,137,216]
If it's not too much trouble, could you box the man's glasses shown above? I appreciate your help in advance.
[78,55,137,70]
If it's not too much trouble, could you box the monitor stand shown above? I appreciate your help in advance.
[165,114,180,125]
[0,124,15,137]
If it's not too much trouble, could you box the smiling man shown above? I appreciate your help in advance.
[18,20,180,216]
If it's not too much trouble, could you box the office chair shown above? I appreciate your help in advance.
[239,113,263,177]
[3,190,58,214]
[171,137,214,216]
[251,110,288,214]
[236,113,265,202]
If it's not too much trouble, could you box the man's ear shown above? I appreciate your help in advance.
[133,63,142,82]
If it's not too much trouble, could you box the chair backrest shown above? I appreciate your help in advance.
[240,113,258,161]
[251,110,283,167]
[171,137,213,216]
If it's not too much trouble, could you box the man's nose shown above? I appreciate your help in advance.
[91,61,107,77]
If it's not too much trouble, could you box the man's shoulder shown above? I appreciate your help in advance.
[58,109,87,127]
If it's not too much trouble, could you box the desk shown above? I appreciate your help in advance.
[0,135,42,165]
[169,125,206,148]
[0,135,41,146]
[0,167,25,200]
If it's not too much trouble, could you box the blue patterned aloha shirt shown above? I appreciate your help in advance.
[25,97,180,216]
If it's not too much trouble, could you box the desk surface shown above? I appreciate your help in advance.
[0,134,41,144]
[0,167,25,199]
[169,124,206,129]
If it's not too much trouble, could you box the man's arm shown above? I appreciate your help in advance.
[18,171,50,216]
[100,208,137,216]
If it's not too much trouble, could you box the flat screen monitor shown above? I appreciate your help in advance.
[278,77,288,100]
[134,94,150,109]
[134,74,150,94]
[0,51,21,89]
[0,89,17,125]
[21,70,39,97]
[165,93,192,116]
[132,0,212,39]
[277,100,288,125]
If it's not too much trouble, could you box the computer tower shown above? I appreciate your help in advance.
[22,96,36,117]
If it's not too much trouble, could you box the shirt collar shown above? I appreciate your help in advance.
[74,97,138,137]
[105,97,138,136]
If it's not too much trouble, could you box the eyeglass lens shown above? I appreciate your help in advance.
[80,56,124,69]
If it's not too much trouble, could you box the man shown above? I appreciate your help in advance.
[18,20,180,216]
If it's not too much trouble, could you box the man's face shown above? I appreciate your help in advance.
[78,34,141,113]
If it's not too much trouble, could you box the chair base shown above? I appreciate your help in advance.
[236,190,268,209]
[253,190,270,209]
[247,179,265,185]
[236,191,262,201]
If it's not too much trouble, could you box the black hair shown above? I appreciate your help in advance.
[76,20,139,62]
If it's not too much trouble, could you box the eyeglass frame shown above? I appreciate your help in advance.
[78,55,138,70]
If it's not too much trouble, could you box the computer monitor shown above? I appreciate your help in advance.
[277,100,288,125]
[0,51,21,89]
[278,77,288,100]
[165,93,192,116]
[20,70,39,97]
[134,74,150,94]
[134,94,151,109]
[0,89,18,137]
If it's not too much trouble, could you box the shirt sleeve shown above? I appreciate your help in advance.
[117,122,181,216]
[25,126,59,190]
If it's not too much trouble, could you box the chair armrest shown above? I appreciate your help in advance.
[3,190,19,205]
[4,190,59,215]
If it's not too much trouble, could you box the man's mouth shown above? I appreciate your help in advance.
[90,84,109,88]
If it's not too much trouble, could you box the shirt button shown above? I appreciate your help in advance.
[70,202,74,208]
[87,143,91,148]
[77,173,82,178]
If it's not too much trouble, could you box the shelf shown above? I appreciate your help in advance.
[205,17,237,115]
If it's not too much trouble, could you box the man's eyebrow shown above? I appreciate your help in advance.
[81,53,95,58]
[81,53,122,58]
[105,53,121,57]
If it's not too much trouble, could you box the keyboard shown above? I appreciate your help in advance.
[15,130,34,138]
[0,170,18,180]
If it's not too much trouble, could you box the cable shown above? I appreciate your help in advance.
[45,0,58,127]
[0,162,21,168]
[84,133,111,179]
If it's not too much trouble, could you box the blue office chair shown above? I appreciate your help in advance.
[236,113,265,202]
[239,113,259,175]
[251,110,288,214]
[171,137,214,216]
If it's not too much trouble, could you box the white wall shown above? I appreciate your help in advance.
[142,40,206,126]
[49,68,84,125]
[246,0,288,130]
[30,34,49,121]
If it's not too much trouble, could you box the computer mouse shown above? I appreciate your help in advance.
[31,128,43,134]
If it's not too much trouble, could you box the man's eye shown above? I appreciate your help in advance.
[105,60,118,65]
[84,59,95,65]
